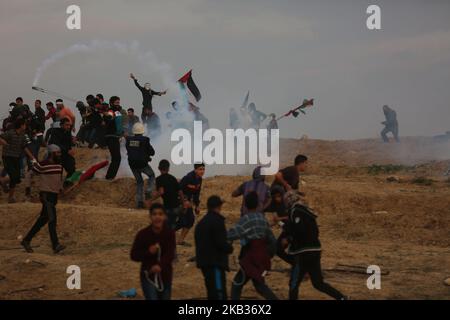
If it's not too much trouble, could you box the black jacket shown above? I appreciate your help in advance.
[48,128,73,153]
[284,204,321,255]
[34,108,46,132]
[125,135,155,169]
[195,211,233,270]
[134,79,162,108]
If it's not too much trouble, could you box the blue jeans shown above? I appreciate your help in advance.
[131,165,155,203]
[140,271,171,300]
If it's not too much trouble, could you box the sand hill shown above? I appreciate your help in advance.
[0,137,449,299]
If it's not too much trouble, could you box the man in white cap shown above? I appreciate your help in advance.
[125,122,156,209]
[21,144,66,254]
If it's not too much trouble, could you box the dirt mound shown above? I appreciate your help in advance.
[0,136,449,300]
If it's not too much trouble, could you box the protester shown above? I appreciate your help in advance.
[10,97,25,120]
[189,103,209,131]
[55,99,75,129]
[381,105,399,143]
[271,154,308,192]
[29,101,45,158]
[75,101,88,145]
[125,122,155,208]
[47,118,76,182]
[86,99,104,148]
[2,103,15,133]
[267,113,278,131]
[264,186,293,265]
[130,73,167,114]
[45,102,57,123]
[126,108,140,136]
[177,163,205,246]
[34,100,46,132]
[131,203,176,300]
[104,96,124,180]
[0,118,35,202]
[227,192,278,300]
[96,93,104,104]
[264,186,288,226]
[229,108,239,129]
[195,195,233,300]
[248,103,267,128]
[232,166,271,216]
[21,145,66,254]
[153,159,183,229]
[283,190,347,300]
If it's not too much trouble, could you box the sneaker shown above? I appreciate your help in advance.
[20,240,33,253]
[53,244,66,254]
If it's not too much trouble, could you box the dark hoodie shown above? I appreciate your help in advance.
[284,204,321,255]
[195,211,233,270]
[232,166,270,215]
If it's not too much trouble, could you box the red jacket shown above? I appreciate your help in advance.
[130,224,176,284]
[240,239,272,283]
[45,107,57,121]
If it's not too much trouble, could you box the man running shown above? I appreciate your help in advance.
[21,144,66,254]
[380,105,399,143]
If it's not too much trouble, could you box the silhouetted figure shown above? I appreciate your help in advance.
[381,105,399,143]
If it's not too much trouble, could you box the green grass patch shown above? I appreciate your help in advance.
[411,176,434,186]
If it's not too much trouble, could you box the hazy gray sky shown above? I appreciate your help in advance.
[1,0,450,139]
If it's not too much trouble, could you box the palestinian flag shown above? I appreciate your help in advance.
[178,70,202,102]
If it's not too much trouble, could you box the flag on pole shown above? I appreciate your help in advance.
[178,70,202,102]
[241,91,250,109]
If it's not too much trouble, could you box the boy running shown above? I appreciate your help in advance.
[21,145,65,254]
[131,203,176,300]
[177,163,205,246]
[228,192,279,300]
[271,154,308,193]
[153,159,183,229]
[283,191,346,300]
[232,166,271,216]
[195,195,233,300]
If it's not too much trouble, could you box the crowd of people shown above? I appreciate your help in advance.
[1,88,350,301]
[130,155,347,300]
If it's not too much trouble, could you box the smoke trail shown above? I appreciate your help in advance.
[32,40,181,97]
[33,40,258,178]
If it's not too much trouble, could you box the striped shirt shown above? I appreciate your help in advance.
[1,129,31,158]
[228,212,275,244]
[32,160,63,194]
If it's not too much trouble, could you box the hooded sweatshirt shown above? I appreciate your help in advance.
[233,166,270,215]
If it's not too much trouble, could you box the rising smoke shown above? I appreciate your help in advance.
[32,40,259,178]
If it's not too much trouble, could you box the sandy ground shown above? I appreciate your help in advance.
[0,137,449,300]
